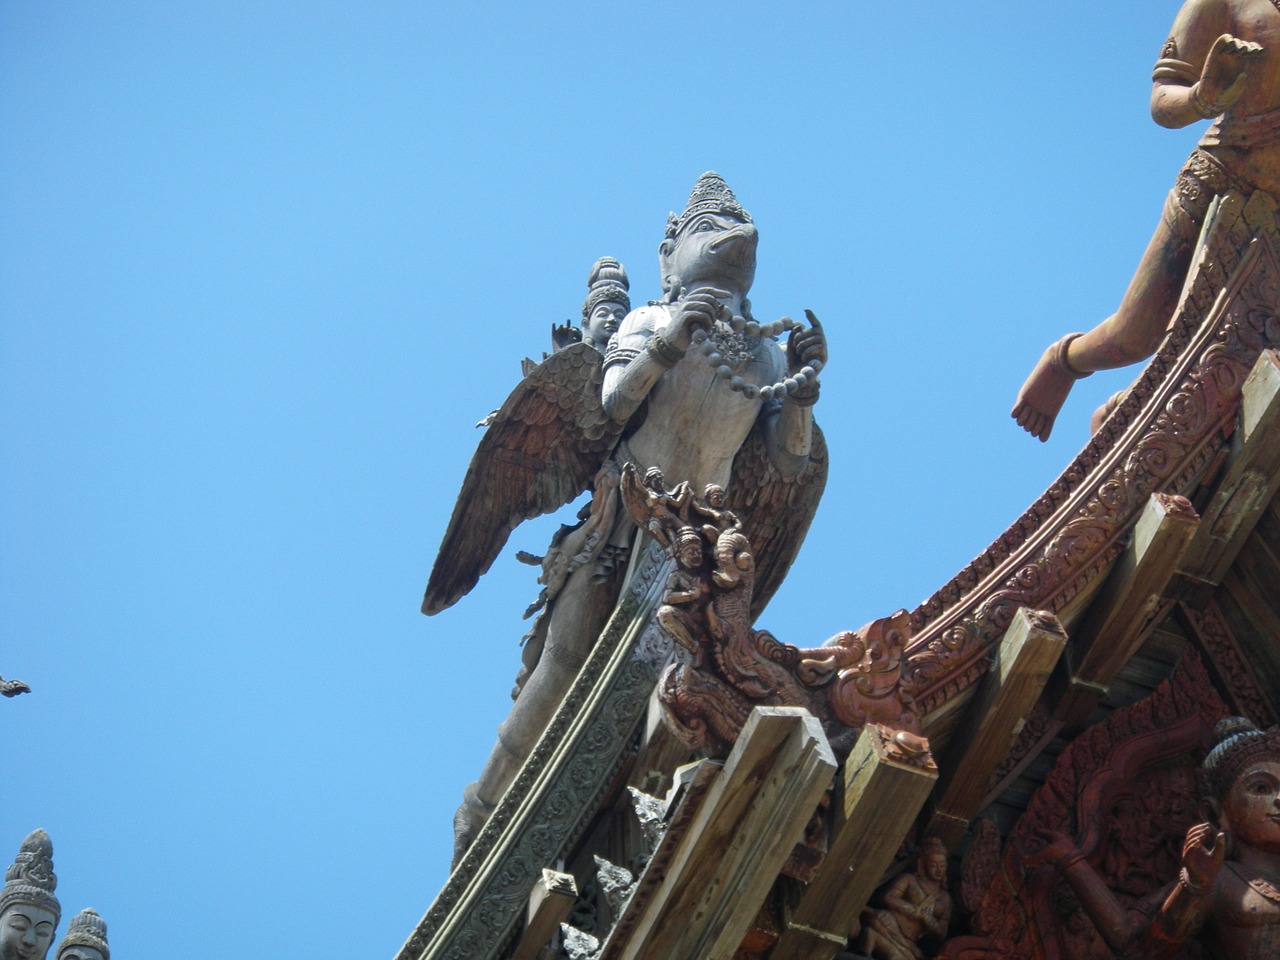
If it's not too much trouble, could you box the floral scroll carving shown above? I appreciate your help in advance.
[904,210,1280,720]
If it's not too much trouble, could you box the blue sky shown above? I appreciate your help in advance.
[3,3,1208,957]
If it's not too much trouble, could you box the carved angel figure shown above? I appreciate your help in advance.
[424,173,828,863]
[1013,1,1280,441]
[1034,717,1280,960]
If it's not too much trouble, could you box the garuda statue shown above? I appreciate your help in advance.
[423,172,830,862]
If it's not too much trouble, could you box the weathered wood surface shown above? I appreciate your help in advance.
[1053,493,1200,730]
[511,870,577,960]
[1179,349,1280,584]
[606,707,835,960]
[928,608,1066,848]
[770,724,938,960]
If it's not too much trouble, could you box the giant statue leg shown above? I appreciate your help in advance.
[1012,150,1227,441]
[451,551,626,866]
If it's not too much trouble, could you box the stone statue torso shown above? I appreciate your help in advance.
[611,304,783,491]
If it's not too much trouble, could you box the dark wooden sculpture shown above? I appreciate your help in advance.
[620,463,919,759]
[1013,1,1280,440]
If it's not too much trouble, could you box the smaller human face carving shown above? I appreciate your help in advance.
[0,904,57,960]
[1221,759,1280,854]
[586,301,626,349]
[678,540,702,569]
[923,851,947,883]
[58,949,103,960]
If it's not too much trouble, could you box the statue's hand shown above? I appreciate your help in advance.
[1025,828,1081,869]
[1196,34,1264,116]
[786,310,828,375]
[1181,822,1225,893]
[666,287,730,352]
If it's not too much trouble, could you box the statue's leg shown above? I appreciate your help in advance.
[451,556,624,866]
[1012,152,1222,441]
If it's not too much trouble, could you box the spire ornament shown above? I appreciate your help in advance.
[0,830,59,921]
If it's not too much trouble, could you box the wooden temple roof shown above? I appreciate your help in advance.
[398,196,1280,960]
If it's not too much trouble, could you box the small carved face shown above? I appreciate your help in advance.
[586,301,626,350]
[1221,759,1280,853]
[0,904,58,960]
[662,212,758,292]
[57,949,103,960]
[678,539,702,569]
[703,484,726,508]
[922,850,947,883]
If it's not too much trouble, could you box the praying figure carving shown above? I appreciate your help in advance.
[423,172,829,864]
[621,466,921,758]
[1034,717,1280,959]
[53,910,108,960]
[857,837,952,960]
[1012,1,1280,440]
[0,831,60,960]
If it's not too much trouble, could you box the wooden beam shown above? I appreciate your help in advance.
[626,687,692,797]
[770,724,938,960]
[511,870,578,960]
[927,608,1066,848]
[608,707,835,960]
[1053,493,1200,730]
[1179,348,1280,584]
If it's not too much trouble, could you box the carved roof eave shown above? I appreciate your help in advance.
[904,209,1280,727]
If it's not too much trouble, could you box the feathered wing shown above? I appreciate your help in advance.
[423,343,624,615]
[724,421,828,620]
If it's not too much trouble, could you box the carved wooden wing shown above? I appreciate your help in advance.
[725,420,828,620]
[423,343,624,615]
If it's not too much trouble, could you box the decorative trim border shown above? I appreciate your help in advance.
[396,543,674,960]
[904,216,1280,719]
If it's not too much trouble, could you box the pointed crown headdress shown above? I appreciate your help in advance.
[582,257,631,321]
[57,908,109,960]
[0,829,60,922]
[665,172,752,239]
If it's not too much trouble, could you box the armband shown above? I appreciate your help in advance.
[1152,57,1198,85]
[603,343,641,371]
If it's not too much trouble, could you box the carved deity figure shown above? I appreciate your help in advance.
[0,831,60,960]
[525,257,632,378]
[53,910,108,960]
[1035,717,1280,958]
[424,173,828,863]
[1013,2,1278,440]
[857,837,952,960]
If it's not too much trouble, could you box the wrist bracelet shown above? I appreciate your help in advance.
[1190,83,1219,120]
[1054,333,1092,380]
[646,333,685,368]
[1178,867,1209,896]
[786,383,820,407]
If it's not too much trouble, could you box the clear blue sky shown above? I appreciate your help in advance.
[2,3,1207,957]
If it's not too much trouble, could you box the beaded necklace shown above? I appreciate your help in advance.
[689,315,822,400]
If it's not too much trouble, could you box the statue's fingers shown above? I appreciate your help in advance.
[803,309,823,331]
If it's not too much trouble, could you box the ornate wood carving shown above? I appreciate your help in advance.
[938,652,1227,960]
[396,543,674,960]
[1179,599,1279,725]
[904,212,1279,720]
[620,463,919,757]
